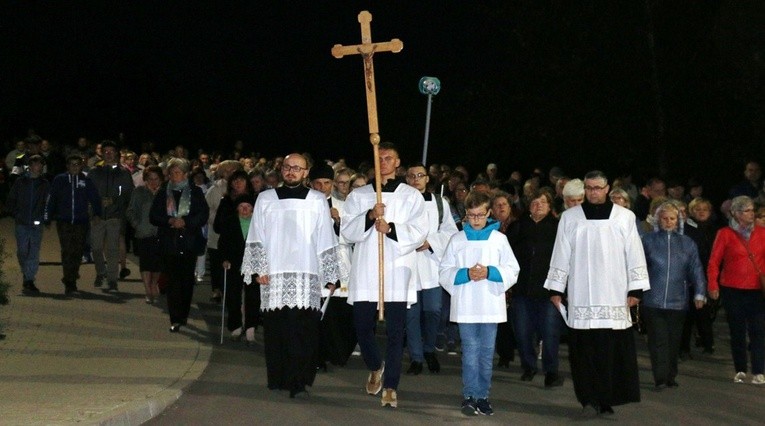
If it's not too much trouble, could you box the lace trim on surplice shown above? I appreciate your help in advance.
[260,272,322,311]
[241,242,267,285]
[572,305,630,321]
[547,267,568,284]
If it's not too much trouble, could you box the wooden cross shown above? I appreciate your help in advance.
[332,10,403,320]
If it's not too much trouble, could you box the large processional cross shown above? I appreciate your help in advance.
[332,11,403,319]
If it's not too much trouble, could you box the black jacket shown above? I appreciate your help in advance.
[150,183,209,256]
[507,213,559,298]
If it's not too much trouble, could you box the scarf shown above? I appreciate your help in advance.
[166,180,192,218]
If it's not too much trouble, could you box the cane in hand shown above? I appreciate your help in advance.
[220,267,228,345]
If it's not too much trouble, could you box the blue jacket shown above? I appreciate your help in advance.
[45,172,102,224]
[641,229,706,310]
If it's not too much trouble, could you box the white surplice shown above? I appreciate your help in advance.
[543,204,649,330]
[241,188,344,311]
[341,182,428,304]
[413,195,459,291]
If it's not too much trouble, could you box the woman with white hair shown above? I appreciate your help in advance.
[641,201,706,389]
[561,179,584,210]
[708,195,765,384]
[150,158,210,332]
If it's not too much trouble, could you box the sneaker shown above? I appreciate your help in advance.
[752,374,765,385]
[447,342,458,355]
[65,286,80,296]
[245,327,256,345]
[380,388,397,408]
[734,372,746,383]
[366,362,385,395]
[107,281,118,292]
[22,281,41,295]
[476,398,494,416]
[435,335,446,352]
[521,369,537,381]
[544,372,564,388]
[406,361,423,375]
[351,344,361,356]
[230,327,242,341]
[424,352,440,373]
[461,397,478,416]
[93,275,104,288]
[195,274,204,283]
[119,267,131,279]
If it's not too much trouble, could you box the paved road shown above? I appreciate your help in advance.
[1,216,763,425]
[148,295,764,425]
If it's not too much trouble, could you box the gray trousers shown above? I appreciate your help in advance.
[91,218,122,282]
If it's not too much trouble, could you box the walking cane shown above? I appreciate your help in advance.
[220,267,228,345]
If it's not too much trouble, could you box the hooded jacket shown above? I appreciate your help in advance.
[45,172,102,224]
[6,172,49,225]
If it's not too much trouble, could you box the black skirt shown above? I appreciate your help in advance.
[135,236,162,272]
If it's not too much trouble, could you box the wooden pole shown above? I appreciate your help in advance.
[332,11,403,320]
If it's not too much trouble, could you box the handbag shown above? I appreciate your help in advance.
[734,232,765,297]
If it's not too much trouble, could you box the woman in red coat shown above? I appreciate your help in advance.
[708,195,765,385]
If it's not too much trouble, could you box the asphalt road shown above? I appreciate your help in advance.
[146,290,765,426]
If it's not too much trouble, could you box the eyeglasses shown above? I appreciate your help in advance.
[281,165,307,173]
[466,213,488,220]
[584,186,607,191]
[406,173,427,180]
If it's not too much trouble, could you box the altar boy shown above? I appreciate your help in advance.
[439,191,519,416]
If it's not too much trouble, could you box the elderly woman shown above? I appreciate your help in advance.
[507,190,563,386]
[609,187,632,210]
[681,197,721,355]
[641,201,706,389]
[492,191,522,367]
[126,165,164,304]
[708,195,765,384]
[150,158,209,332]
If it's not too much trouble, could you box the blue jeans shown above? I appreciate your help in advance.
[15,224,43,281]
[438,289,459,345]
[406,287,442,361]
[512,295,564,374]
[720,286,765,374]
[459,322,497,399]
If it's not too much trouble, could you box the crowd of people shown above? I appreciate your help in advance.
[3,132,765,417]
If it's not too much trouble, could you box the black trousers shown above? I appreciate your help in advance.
[319,296,356,366]
[224,270,260,331]
[207,248,223,292]
[354,301,407,389]
[643,307,686,384]
[163,254,196,325]
[56,222,87,287]
[262,307,320,392]
[568,328,641,408]
[496,304,516,361]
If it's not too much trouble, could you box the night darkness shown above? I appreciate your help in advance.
[1,1,763,202]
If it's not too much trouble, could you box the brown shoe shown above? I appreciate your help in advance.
[381,388,398,408]
[365,362,385,395]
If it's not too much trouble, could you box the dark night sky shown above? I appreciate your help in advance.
[1,1,763,202]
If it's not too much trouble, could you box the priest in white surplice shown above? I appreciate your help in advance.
[342,142,428,408]
[543,170,649,415]
[241,153,343,399]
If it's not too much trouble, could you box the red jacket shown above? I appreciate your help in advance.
[707,226,765,292]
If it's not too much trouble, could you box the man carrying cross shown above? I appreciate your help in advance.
[342,142,428,408]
